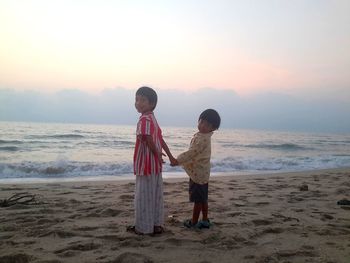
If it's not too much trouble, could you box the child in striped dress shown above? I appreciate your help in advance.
[129,86,176,235]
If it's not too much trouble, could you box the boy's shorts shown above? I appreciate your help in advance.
[189,179,208,203]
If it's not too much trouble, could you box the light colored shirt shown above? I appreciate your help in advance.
[177,132,213,184]
[133,112,163,176]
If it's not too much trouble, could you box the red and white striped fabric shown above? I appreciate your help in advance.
[133,112,163,176]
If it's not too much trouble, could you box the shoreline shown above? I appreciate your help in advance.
[0,167,349,185]
[1,167,349,262]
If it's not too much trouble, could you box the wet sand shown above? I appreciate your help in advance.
[0,168,349,263]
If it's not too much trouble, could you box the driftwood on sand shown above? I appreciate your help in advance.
[0,192,42,207]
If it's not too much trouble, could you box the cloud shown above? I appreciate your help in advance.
[0,87,349,132]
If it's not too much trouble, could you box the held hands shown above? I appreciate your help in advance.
[169,156,179,167]
[160,152,178,166]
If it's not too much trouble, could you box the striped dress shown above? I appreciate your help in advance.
[133,112,163,176]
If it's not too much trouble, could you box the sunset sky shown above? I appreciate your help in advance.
[1,0,349,99]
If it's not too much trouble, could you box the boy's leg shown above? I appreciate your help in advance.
[192,202,202,225]
[202,202,208,221]
[189,180,209,225]
[192,202,208,224]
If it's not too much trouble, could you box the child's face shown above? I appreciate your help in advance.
[198,119,215,133]
[135,95,154,114]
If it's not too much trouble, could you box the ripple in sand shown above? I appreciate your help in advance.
[276,249,318,258]
[74,226,99,231]
[119,194,133,201]
[261,227,284,234]
[0,233,14,240]
[164,238,183,246]
[54,241,101,255]
[252,219,273,226]
[0,253,34,263]
[99,208,122,217]
[39,229,76,238]
[108,252,153,263]
[36,260,62,263]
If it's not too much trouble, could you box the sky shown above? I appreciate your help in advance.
[1,0,350,132]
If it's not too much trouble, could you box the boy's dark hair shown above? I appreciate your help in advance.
[199,109,221,129]
[136,86,158,110]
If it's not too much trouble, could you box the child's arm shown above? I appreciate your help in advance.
[161,138,177,165]
[140,135,163,164]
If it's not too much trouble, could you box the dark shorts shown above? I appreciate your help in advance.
[189,179,208,203]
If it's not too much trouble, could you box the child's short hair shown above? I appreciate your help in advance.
[199,109,221,130]
[136,86,158,110]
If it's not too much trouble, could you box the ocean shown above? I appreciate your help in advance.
[0,121,349,182]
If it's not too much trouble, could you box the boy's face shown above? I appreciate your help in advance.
[198,119,215,133]
[135,95,155,114]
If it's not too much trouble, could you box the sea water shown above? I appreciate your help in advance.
[0,121,349,182]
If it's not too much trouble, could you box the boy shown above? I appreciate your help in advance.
[130,86,176,235]
[172,109,221,228]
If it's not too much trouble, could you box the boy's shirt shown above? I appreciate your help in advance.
[177,132,213,184]
[133,112,163,176]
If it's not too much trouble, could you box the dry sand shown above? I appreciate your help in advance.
[0,168,349,263]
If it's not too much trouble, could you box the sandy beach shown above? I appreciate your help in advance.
[0,168,349,263]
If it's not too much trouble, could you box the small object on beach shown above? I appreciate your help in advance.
[0,192,39,207]
[167,214,179,224]
[337,199,350,206]
[299,184,308,191]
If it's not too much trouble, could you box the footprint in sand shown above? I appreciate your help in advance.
[56,191,75,195]
[54,242,101,257]
[39,229,76,238]
[275,248,318,258]
[164,238,183,246]
[0,233,14,240]
[321,213,334,221]
[255,201,270,206]
[110,252,153,263]
[119,194,134,201]
[233,202,246,207]
[1,187,26,191]
[71,185,90,190]
[74,226,99,231]
[228,212,242,217]
[251,219,273,226]
[288,196,304,203]
[36,260,63,263]
[244,255,255,260]
[261,227,284,235]
[99,208,122,217]
[0,253,34,263]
